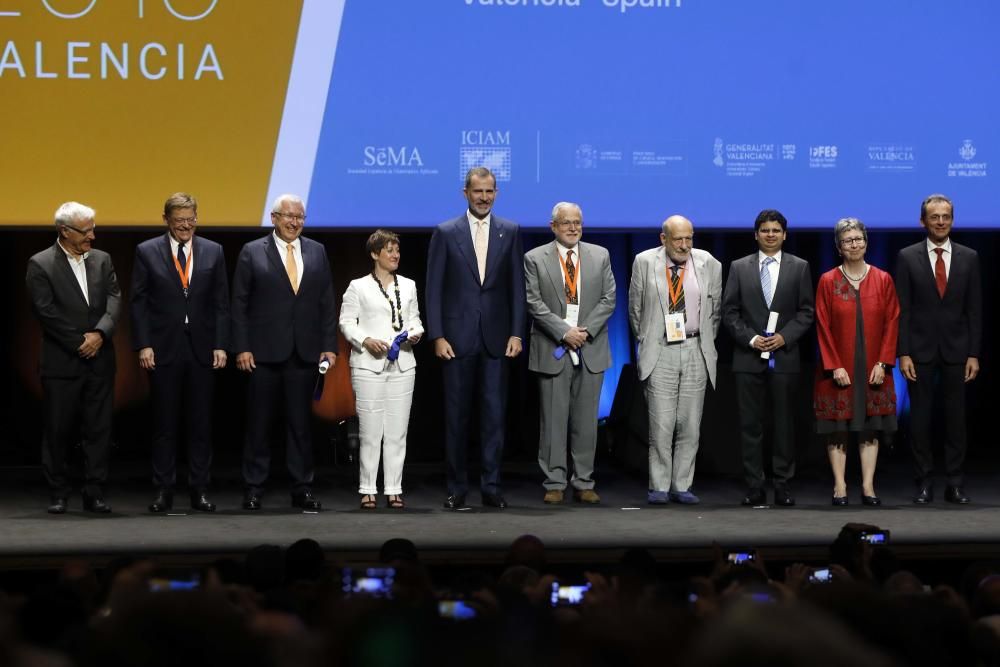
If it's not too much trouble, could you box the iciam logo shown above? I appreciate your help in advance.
[460,130,512,181]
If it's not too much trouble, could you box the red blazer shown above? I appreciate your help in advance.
[813,266,900,421]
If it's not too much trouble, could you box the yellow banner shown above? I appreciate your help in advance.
[0,0,304,225]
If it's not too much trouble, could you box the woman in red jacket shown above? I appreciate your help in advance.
[814,218,900,507]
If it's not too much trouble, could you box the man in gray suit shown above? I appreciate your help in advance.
[26,201,122,514]
[525,202,616,504]
[628,215,722,505]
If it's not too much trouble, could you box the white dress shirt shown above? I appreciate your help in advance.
[58,239,89,305]
[273,232,303,289]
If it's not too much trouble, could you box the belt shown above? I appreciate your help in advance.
[666,331,699,344]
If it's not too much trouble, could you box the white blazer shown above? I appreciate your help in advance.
[339,273,424,373]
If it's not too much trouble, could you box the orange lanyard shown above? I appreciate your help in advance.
[172,242,192,291]
[559,251,579,303]
[666,265,684,307]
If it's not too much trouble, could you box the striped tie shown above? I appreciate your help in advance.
[761,256,774,308]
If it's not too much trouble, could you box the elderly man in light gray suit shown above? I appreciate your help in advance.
[628,215,721,505]
[525,202,616,505]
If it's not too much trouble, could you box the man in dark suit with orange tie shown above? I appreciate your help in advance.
[130,193,230,514]
[231,194,338,511]
[26,201,121,514]
[426,167,526,510]
[896,194,982,505]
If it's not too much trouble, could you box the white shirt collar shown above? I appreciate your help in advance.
[758,249,782,265]
[57,239,88,262]
[273,232,301,250]
[466,211,491,228]
[556,240,578,258]
[926,237,952,254]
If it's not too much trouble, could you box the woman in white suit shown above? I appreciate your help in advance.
[339,230,423,509]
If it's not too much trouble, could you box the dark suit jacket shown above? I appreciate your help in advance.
[722,251,814,374]
[26,242,122,378]
[130,233,230,366]
[896,240,982,364]
[231,234,338,364]
[425,214,527,358]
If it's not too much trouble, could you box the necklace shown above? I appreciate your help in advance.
[840,263,869,282]
[372,271,404,332]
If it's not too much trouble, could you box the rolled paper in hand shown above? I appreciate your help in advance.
[318,357,331,374]
[760,311,779,360]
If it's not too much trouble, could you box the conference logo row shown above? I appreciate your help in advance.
[344,131,987,181]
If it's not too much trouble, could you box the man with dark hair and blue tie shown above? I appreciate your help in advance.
[722,209,814,507]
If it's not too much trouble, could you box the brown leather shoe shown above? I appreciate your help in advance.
[543,489,564,504]
[573,489,601,504]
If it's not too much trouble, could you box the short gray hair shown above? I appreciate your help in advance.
[270,193,305,214]
[834,217,867,249]
[551,201,582,221]
[54,201,95,228]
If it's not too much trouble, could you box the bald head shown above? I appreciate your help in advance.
[660,215,694,264]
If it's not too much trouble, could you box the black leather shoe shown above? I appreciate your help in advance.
[945,486,971,504]
[482,493,508,509]
[832,496,848,506]
[443,494,467,510]
[774,488,795,507]
[741,488,766,506]
[47,497,68,514]
[83,494,111,513]
[242,491,261,511]
[861,495,882,506]
[190,491,216,512]
[149,490,173,513]
[291,490,322,511]
[913,485,933,504]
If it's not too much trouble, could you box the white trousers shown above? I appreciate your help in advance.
[351,366,415,495]
[644,337,708,493]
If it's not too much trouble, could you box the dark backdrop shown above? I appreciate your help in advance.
[3,226,995,483]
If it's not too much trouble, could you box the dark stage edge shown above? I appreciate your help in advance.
[2,463,1000,568]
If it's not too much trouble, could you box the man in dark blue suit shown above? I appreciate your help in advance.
[231,194,338,511]
[897,193,982,505]
[130,193,230,514]
[426,167,527,510]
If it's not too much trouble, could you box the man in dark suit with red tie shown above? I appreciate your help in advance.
[896,194,982,504]
[426,167,527,510]
[231,194,338,511]
[26,201,121,514]
[130,193,230,514]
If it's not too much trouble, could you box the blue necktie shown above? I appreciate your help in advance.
[760,256,774,308]
[177,241,187,272]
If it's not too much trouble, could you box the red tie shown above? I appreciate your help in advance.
[934,248,947,298]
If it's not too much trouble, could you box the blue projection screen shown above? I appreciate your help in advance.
[303,0,999,228]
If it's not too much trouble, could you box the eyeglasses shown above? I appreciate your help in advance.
[274,212,306,222]
[554,220,582,229]
[63,223,96,235]
[839,237,866,247]
[169,216,197,225]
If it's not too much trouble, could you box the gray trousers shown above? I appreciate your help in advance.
[644,337,707,493]
[537,364,604,491]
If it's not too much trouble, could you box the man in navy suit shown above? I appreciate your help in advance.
[722,209,814,507]
[26,201,121,514]
[426,167,527,510]
[896,194,982,505]
[130,193,230,514]
[231,194,338,511]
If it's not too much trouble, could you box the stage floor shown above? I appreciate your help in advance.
[3,461,1000,568]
